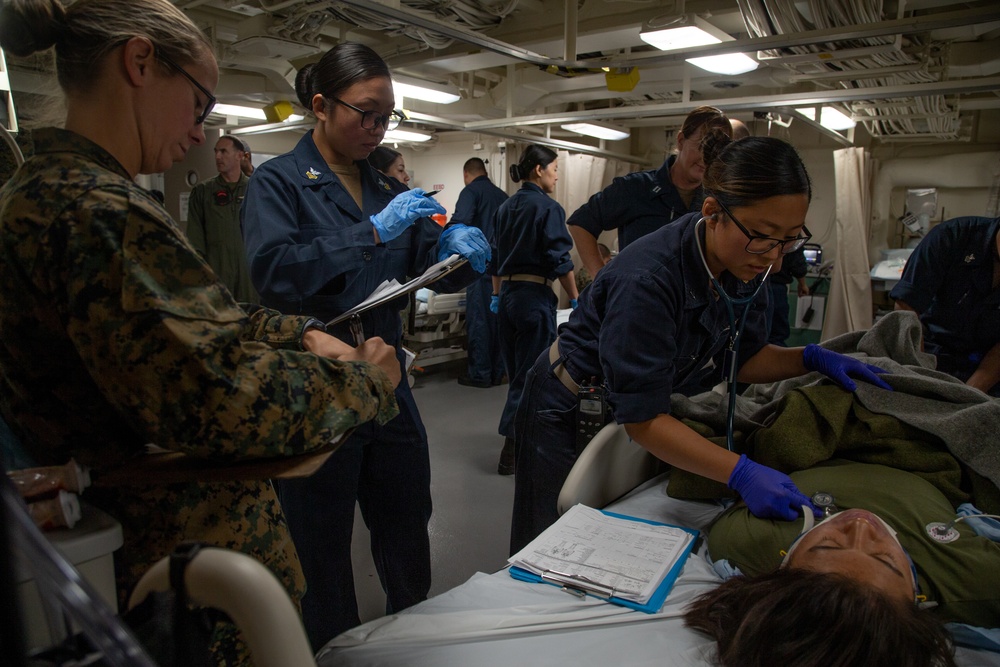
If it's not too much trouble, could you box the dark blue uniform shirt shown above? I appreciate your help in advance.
[557,212,770,424]
[242,131,471,345]
[566,155,704,250]
[451,174,508,274]
[890,216,1000,360]
[492,182,573,279]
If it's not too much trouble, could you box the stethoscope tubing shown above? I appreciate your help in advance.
[693,217,772,452]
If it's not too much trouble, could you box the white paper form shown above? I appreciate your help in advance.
[508,504,693,603]
[327,254,466,327]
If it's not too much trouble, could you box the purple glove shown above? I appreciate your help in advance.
[490,295,499,314]
[803,344,892,392]
[728,455,818,521]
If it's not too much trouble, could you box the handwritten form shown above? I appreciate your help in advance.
[508,504,693,603]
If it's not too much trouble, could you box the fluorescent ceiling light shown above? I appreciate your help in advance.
[561,121,630,141]
[392,75,461,105]
[212,103,304,122]
[640,14,758,76]
[686,54,759,75]
[383,128,433,143]
[639,14,730,51]
[795,106,857,131]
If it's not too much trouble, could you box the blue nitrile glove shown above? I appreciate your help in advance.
[569,298,579,309]
[437,224,491,273]
[490,295,500,314]
[371,188,446,243]
[802,343,892,392]
[728,454,819,521]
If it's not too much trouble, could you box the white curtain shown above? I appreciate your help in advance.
[549,151,638,302]
[822,147,877,340]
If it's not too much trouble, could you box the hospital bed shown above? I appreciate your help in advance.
[403,288,467,368]
[317,425,1000,666]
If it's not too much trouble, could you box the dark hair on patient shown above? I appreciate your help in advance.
[295,41,391,110]
[367,146,401,173]
[684,569,957,667]
[700,134,812,210]
[0,0,211,94]
[509,144,557,183]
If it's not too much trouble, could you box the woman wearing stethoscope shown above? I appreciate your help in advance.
[510,134,892,553]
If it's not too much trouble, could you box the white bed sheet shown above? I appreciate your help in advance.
[316,474,1000,667]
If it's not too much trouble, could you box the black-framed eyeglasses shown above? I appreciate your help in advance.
[330,97,406,131]
[716,198,811,255]
[158,51,217,125]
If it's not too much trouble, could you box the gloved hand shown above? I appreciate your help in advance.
[490,295,500,314]
[802,343,892,392]
[438,224,491,273]
[371,188,446,243]
[728,455,819,521]
[569,298,578,309]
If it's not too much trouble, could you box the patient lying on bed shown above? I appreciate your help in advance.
[682,456,1000,666]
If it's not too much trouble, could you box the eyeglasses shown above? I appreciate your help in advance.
[330,97,407,131]
[716,198,811,255]
[158,51,217,125]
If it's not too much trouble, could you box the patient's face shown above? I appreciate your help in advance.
[786,509,915,603]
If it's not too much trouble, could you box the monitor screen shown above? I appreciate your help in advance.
[803,245,822,266]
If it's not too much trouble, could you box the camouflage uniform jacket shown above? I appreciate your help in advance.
[0,128,399,607]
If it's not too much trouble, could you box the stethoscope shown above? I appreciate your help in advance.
[693,217,772,452]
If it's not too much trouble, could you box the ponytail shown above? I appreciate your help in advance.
[510,144,557,183]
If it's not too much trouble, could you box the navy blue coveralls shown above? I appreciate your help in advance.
[890,216,1000,395]
[492,181,574,439]
[566,154,705,251]
[241,131,474,647]
[510,212,770,553]
[767,246,808,346]
[451,174,509,385]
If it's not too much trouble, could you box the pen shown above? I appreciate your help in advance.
[424,189,441,197]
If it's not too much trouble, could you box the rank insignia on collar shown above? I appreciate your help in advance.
[306,167,321,180]
[378,178,391,191]
[965,253,975,263]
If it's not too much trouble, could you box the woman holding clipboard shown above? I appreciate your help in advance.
[241,42,490,649]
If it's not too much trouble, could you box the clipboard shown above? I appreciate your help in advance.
[508,509,699,614]
[326,254,468,329]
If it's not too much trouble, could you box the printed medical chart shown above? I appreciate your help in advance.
[508,504,694,603]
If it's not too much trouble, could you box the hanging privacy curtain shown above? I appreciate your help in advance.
[822,147,876,340]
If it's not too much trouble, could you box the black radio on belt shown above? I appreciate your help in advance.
[576,382,609,454]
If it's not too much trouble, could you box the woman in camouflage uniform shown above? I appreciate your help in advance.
[0,0,401,662]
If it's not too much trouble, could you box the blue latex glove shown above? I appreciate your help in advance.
[438,224,491,273]
[371,188,446,243]
[490,295,500,314]
[728,455,818,521]
[802,343,892,392]
[569,298,579,309]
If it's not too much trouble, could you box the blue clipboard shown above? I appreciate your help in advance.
[508,509,699,614]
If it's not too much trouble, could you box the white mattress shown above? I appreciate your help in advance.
[316,474,1000,666]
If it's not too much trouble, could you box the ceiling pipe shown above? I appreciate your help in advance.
[564,0,577,63]
[454,75,1000,132]
[332,0,1000,70]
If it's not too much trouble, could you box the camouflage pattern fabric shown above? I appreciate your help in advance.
[0,128,399,663]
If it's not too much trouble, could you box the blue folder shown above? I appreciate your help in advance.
[508,509,700,614]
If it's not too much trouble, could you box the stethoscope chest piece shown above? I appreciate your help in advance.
[925,521,960,543]
[811,492,838,518]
